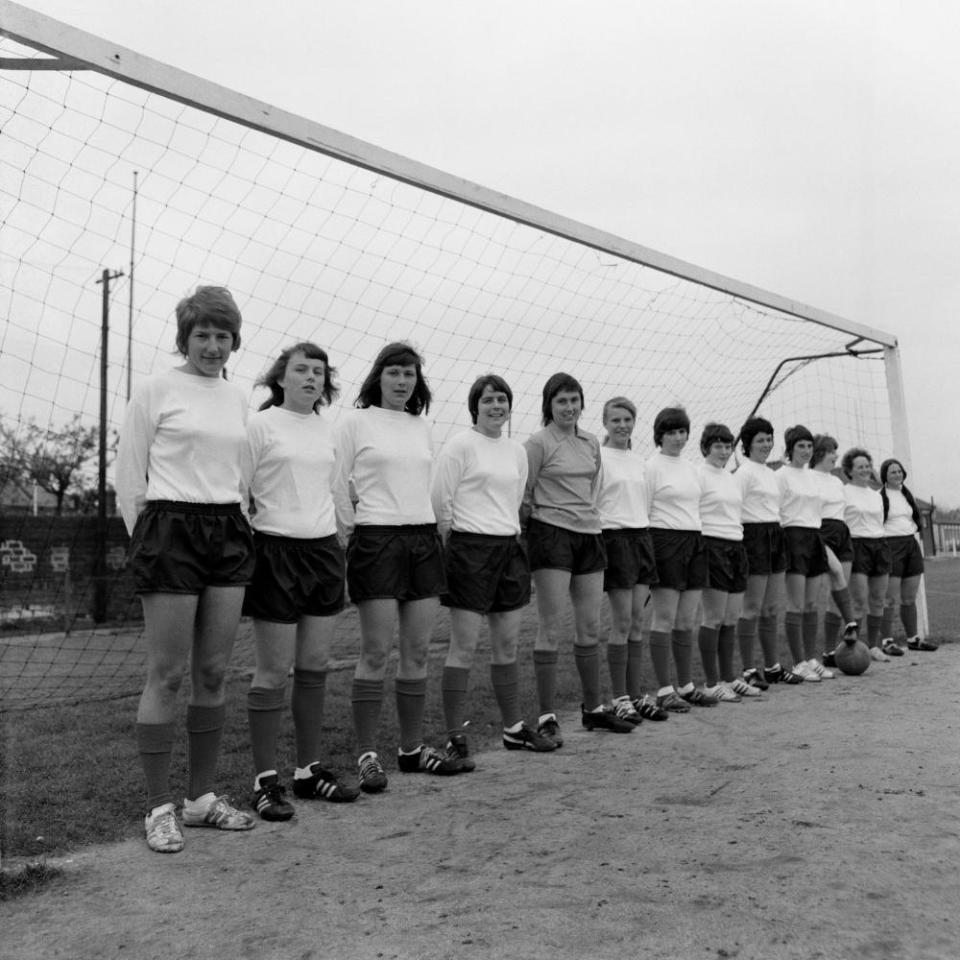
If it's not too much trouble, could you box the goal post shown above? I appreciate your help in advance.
[0,0,922,709]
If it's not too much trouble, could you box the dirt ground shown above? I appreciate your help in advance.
[5,645,960,960]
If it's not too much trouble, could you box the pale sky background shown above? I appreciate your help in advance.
[17,0,960,505]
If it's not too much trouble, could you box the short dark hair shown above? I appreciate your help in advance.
[653,406,690,447]
[700,421,735,456]
[810,434,838,468]
[256,341,339,412]
[841,446,872,479]
[541,372,584,426]
[739,417,774,456]
[467,374,513,424]
[174,286,242,356]
[355,341,431,416]
[784,424,814,460]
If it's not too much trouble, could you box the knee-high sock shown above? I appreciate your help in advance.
[248,685,286,775]
[802,610,820,660]
[867,613,884,647]
[671,629,693,688]
[137,721,176,812]
[718,624,737,682]
[784,611,804,664]
[574,643,601,710]
[880,606,896,640]
[823,610,843,650]
[758,614,780,669]
[830,587,855,624]
[441,665,471,737]
[351,677,383,757]
[737,617,757,672]
[648,630,673,688]
[186,703,225,801]
[292,668,326,767]
[900,603,918,637]
[607,642,629,699]
[490,661,521,728]
[626,639,645,699]
[395,676,427,753]
[697,625,720,687]
[533,648,558,715]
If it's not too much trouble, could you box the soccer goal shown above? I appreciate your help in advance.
[0,1,917,708]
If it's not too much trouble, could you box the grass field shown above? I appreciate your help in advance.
[2,557,956,864]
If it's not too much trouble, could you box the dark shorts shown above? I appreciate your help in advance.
[820,518,854,563]
[650,528,705,591]
[851,537,892,577]
[602,528,658,591]
[526,518,606,575]
[783,526,828,578]
[887,534,925,579]
[346,524,446,603]
[243,533,345,622]
[129,500,255,595]
[441,532,531,614]
[742,521,787,576]
[703,536,749,594]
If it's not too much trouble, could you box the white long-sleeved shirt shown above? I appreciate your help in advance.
[777,464,822,529]
[645,452,701,531]
[844,483,886,539]
[813,469,846,522]
[735,458,781,524]
[884,488,918,536]
[241,405,352,540]
[431,428,527,537]
[698,462,743,541]
[115,368,248,535]
[598,446,650,529]
[336,406,435,530]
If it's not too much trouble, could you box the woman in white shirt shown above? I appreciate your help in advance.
[880,458,934,651]
[116,286,255,853]
[841,447,892,661]
[598,397,669,723]
[338,341,464,793]
[432,375,556,758]
[697,423,758,702]
[241,342,359,822]
[645,407,715,711]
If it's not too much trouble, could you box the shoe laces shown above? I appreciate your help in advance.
[149,809,180,840]
[359,755,384,779]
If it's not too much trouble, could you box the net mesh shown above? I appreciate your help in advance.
[0,36,893,709]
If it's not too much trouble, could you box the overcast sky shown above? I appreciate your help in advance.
[19,0,960,505]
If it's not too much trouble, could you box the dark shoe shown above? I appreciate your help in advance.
[764,664,804,685]
[612,696,643,725]
[842,621,860,642]
[742,668,770,691]
[357,752,388,794]
[251,774,296,821]
[397,745,465,775]
[634,694,669,722]
[656,690,691,713]
[537,713,564,748]
[905,636,938,652]
[445,733,476,772]
[822,650,838,668]
[293,763,360,803]
[679,686,718,707]
[581,703,634,733]
[881,640,905,657]
[503,722,557,752]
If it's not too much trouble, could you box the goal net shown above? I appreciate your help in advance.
[0,4,909,709]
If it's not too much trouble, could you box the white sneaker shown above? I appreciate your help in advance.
[145,802,184,853]
[870,645,890,662]
[728,677,762,698]
[792,661,822,682]
[807,658,835,680]
[705,682,741,703]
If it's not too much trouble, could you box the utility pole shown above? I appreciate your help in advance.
[94,268,123,623]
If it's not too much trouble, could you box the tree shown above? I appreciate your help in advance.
[0,415,100,515]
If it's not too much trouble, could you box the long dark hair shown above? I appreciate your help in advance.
[880,458,922,527]
[256,342,339,412]
[355,341,431,416]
